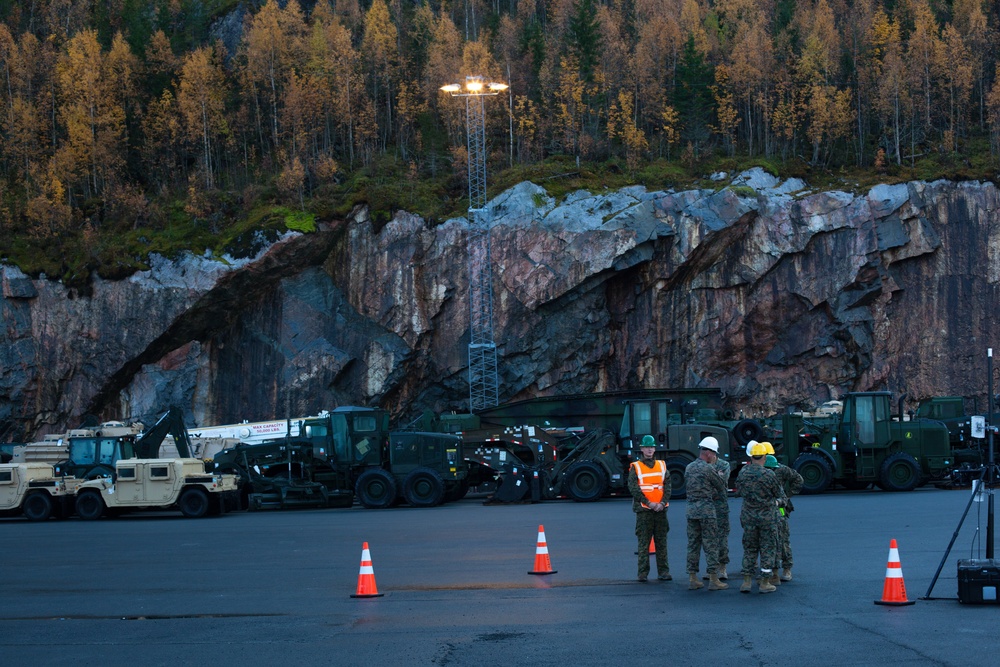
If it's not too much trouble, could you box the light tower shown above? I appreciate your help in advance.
[441,76,507,411]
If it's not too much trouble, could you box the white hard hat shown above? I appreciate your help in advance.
[698,436,720,453]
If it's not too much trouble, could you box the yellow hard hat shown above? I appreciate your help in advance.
[761,442,775,455]
[749,443,768,457]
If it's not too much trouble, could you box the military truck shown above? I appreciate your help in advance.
[439,405,731,502]
[199,406,469,509]
[765,391,953,493]
[73,458,240,520]
[0,463,83,521]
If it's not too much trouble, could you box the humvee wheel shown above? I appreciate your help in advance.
[792,452,833,494]
[179,487,210,518]
[75,490,105,521]
[879,452,920,492]
[403,467,445,507]
[356,468,398,509]
[22,492,54,521]
[565,461,608,502]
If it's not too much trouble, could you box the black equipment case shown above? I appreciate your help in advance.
[957,559,1000,604]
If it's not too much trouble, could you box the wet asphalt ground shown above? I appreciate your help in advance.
[2,485,999,666]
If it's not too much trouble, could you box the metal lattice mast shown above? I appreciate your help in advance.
[441,76,507,411]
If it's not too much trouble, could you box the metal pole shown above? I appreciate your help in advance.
[988,348,994,559]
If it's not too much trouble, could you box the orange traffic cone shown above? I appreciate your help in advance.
[874,539,915,606]
[528,525,557,575]
[634,537,655,556]
[350,542,384,598]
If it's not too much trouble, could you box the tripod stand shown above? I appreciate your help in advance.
[921,348,997,600]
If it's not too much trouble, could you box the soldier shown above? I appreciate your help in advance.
[712,454,732,580]
[736,442,784,594]
[627,434,671,582]
[684,436,729,591]
[765,453,804,582]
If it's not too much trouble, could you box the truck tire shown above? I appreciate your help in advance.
[179,487,210,518]
[403,467,445,507]
[792,452,833,494]
[733,420,764,447]
[75,490,105,521]
[355,468,398,509]
[879,452,921,492]
[22,492,54,521]
[666,456,693,500]
[565,462,607,502]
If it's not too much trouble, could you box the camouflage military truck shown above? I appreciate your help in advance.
[0,463,83,521]
[74,458,239,520]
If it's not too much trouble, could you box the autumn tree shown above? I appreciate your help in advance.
[177,45,228,189]
[361,0,399,152]
[241,0,307,156]
[871,12,909,165]
[934,24,972,151]
[55,28,128,201]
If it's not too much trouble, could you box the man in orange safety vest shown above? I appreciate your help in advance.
[628,434,671,582]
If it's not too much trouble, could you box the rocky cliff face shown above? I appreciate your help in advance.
[3,170,998,440]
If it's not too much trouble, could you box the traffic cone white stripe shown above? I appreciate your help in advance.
[359,564,374,575]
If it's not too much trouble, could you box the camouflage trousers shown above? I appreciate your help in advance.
[740,513,778,578]
[635,510,669,578]
[715,504,730,567]
[773,515,792,569]
[686,516,722,575]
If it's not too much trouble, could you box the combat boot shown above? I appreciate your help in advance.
[781,568,792,582]
[708,573,729,591]
[688,573,704,590]
[769,572,781,587]
[758,576,777,594]
[740,576,752,593]
[717,566,728,581]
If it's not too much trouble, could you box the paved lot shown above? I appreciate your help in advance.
[2,486,999,666]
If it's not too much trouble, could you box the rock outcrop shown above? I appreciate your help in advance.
[2,170,998,440]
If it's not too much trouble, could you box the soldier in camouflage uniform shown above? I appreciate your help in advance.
[712,456,731,580]
[684,437,729,591]
[736,442,784,594]
[627,435,671,582]
[765,454,804,582]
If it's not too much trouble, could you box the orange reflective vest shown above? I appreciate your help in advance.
[632,459,667,506]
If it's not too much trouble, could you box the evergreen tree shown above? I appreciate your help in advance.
[567,0,602,83]
[674,34,715,150]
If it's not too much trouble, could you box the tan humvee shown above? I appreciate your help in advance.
[0,463,83,521]
[74,458,240,520]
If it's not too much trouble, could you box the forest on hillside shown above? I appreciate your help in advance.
[1,0,999,284]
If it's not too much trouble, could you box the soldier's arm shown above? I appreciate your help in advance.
[662,464,672,500]
[708,466,728,494]
[786,467,804,496]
